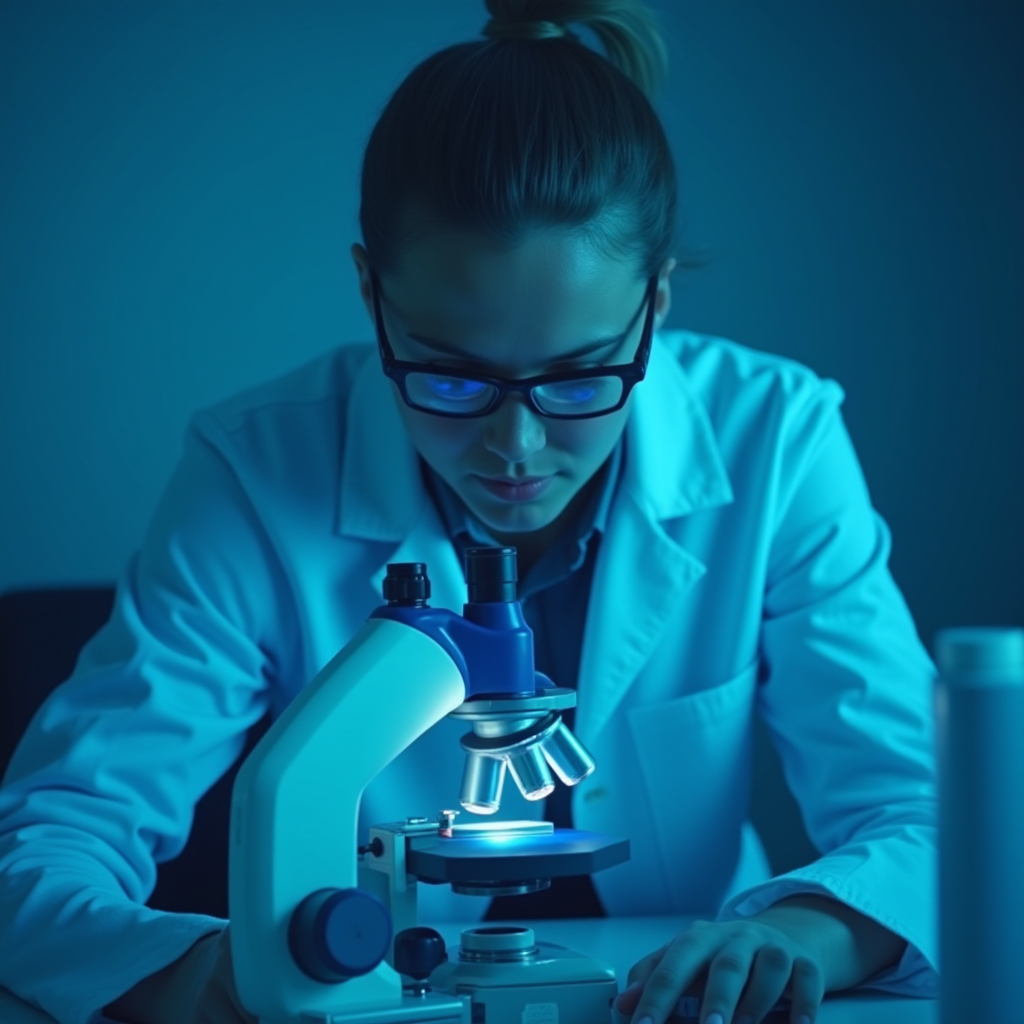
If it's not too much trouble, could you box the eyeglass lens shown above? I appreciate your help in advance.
[404,372,626,417]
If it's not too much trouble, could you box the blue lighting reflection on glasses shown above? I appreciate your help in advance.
[423,377,489,400]
[408,371,624,415]
[371,271,658,421]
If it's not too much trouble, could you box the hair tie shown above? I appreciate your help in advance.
[482,18,571,42]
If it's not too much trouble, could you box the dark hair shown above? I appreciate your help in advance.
[359,0,684,282]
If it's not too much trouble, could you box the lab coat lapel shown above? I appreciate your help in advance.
[336,351,421,544]
[335,350,465,612]
[573,337,734,746]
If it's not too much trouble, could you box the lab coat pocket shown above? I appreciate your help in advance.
[626,660,759,913]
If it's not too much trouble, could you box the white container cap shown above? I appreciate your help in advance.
[935,626,1024,686]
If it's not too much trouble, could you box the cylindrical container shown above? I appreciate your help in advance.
[934,626,1024,1024]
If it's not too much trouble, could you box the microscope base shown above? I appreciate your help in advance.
[431,933,617,1024]
[295,990,470,1024]
[437,980,616,1024]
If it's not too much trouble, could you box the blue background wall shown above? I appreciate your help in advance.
[2,0,1022,654]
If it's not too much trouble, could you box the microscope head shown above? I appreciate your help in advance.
[451,546,596,813]
[381,546,596,816]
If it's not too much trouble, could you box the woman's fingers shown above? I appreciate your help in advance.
[625,941,672,988]
[618,941,672,1016]
[688,940,756,1024]
[787,956,825,1024]
[616,919,826,1024]
[626,926,727,1024]
[614,942,671,1015]
[616,981,645,1016]
[729,942,793,1022]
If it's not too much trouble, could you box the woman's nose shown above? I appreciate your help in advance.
[482,394,547,464]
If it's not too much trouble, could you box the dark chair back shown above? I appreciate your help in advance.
[0,587,268,919]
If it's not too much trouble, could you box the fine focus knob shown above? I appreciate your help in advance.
[383,562,431,606]
[288,888,392,984]
[394,926,447,982]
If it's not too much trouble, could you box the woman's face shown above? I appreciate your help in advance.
[352,228,674,545]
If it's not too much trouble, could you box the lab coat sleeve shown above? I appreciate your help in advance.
[0,412,292,1024]
[715,381,939,997]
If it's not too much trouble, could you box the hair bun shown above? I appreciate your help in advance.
[483,18,570,41]
[482,0,666,98]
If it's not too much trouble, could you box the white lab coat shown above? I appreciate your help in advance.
[0,330,939,1022]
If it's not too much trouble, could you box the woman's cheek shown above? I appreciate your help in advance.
[397,401,474,463]
[552,409,628,468]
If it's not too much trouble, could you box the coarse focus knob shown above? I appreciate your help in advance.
[465,546,518,603]
[288,888,392,984]
[383,562,431,606]
[394,926,448,982]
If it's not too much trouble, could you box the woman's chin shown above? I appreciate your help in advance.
[470,497,564,539]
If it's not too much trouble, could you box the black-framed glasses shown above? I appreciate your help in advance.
[371,272,658,419]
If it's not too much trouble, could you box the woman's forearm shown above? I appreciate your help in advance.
[104,931,219,1024]
[751,894,908,992]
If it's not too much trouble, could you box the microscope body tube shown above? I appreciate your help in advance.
[934,626,1024,1024]
[228,617,467,1022]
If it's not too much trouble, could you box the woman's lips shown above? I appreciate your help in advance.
[476,475,554,502]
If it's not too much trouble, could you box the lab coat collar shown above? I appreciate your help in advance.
[337,335,733,542]
[620,333,734,518]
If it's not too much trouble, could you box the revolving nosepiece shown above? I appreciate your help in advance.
[456,709,596,812]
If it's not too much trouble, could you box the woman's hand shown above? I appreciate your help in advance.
[615,915,823,1024]
[615,894,908,1024]
[105,925,257,1024]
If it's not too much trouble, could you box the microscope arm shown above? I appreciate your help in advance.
[228,616,468,1023]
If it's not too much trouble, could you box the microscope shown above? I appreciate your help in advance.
[229,546,631,1024]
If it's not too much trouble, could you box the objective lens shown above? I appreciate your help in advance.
[539,719,597,786]
[507,744,555,801]
[459,751,505,814]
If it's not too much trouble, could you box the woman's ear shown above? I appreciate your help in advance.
[351,243,374,323]
[653,257,677,329]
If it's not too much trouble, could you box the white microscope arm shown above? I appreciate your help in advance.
[228,616,467,1023]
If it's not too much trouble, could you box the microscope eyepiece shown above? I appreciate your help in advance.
[465,547,518,604]
[383,562,431,606]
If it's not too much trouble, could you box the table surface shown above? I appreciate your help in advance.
[0,915,938,1024]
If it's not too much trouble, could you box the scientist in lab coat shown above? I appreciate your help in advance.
[0,2,938,1023]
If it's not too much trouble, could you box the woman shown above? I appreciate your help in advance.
[0,2,938,1023]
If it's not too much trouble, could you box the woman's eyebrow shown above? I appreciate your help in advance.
[405,331,625,363]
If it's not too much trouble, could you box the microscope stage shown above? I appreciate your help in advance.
[405,827,629,886]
